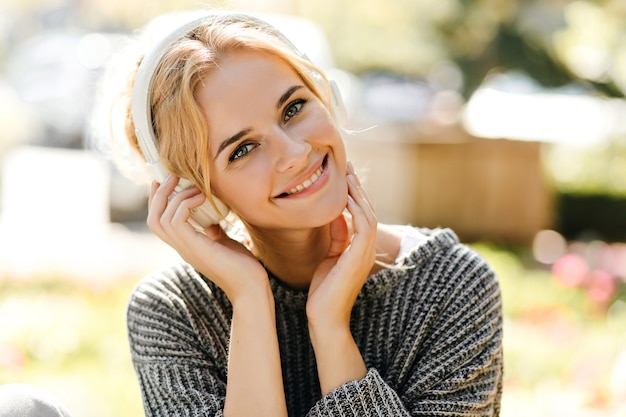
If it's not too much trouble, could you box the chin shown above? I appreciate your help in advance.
[311,193,349,227]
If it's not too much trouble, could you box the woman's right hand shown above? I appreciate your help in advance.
[147,175,268,303]
[149,176,287,417]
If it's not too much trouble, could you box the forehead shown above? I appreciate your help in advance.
[196,50,304,129]
[199,50,302,102]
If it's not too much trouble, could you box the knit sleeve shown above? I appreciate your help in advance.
[126,269,230,417]
[307,243,503,416]
[307,368,407,416]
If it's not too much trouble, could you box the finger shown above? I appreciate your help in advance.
[146,176,177,233]
[347,170,375,215]
[347,161,364,190]
[356,179,376,214]
[148,178,205,246]
[346,194,370,236]
[347,160,356,176]
[347,174,376,227]
[345,186,363,219]
[171,190,205,226]
[159,186,201,224]
[345,196,376,262]
[148,175,177,212]
[346,188,377,249]
[157,189,208,248]
[346,162,376,212]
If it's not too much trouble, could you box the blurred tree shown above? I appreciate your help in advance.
[296,0,626,98]
[3,0,626,99]
[442,0,625,98]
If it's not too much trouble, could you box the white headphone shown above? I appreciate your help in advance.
[131,11,346,228]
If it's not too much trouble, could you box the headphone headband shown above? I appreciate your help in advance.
[131,12,276,165]
[131,10,346,169]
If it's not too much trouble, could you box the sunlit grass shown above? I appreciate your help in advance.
[0,276,143,417]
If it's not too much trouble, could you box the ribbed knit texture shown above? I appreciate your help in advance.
[127,228,503,416]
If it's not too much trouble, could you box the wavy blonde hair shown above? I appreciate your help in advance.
[118,12,337,209]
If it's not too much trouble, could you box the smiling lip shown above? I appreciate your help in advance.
[276,156,327,198]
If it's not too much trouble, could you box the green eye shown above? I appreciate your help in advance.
[229,142,257,162]
[283,99,306,122]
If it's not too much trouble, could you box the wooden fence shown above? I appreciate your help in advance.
[344,122,554,244]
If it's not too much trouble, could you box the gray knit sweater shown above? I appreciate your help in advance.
[127,227,503,416]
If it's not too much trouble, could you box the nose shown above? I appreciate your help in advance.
[273,128,312,172]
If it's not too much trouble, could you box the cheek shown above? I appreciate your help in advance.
[211,170,270,217]
[207,171,238,208]
[306,109,347,154]
[218,193,261,226]
[212,180,255,209]
[326,126,347,172]
[334,138,347,169]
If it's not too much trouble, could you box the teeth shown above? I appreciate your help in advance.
[288,165,324,195]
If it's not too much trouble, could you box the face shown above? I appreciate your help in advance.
[196,50,348,230]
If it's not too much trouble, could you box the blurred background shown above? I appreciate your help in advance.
[1,0,626,415]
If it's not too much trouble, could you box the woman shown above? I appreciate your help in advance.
[118,10,503,417]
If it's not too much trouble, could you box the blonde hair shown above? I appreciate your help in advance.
[117,12,337,204]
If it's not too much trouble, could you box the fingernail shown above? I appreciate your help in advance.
[349,171,361,187]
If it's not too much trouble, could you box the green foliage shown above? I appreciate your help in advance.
[0,277,143,417]
[545,137,626,197]
[293,0,626,98]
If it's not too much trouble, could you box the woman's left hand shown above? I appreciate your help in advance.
[305,162,377,394]
[306,162,378,331]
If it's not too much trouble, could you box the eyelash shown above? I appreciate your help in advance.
[228,98,309,163]
[229,142,258,162]
[283,98,307,122]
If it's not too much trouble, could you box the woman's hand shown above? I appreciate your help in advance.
[306,162,377,326]
[149,175,287,416]
[147,175,268,303]
[306,162,378,395]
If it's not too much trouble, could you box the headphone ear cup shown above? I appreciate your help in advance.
[329,79,347,126]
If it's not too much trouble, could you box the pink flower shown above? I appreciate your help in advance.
[552,253,589,288]
[0,343,26,371]
[586,269,617,305]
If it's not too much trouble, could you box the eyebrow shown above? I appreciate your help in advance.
[214,129,251,160]
[277,85,304,109]
[214,85,305,160]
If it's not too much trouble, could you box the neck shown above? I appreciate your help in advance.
[250,225,332,291]
[246,223,403,291]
